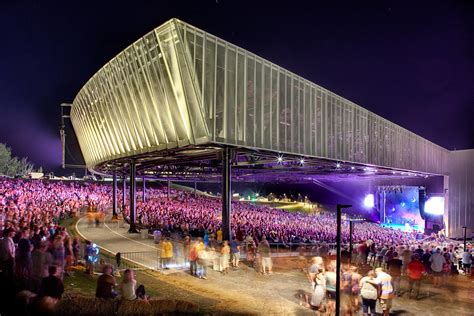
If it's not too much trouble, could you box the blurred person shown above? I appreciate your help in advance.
[374,267,394,316]
[461,248,472,275]
[258,237,272,275]
[31,242,53,293]
[359,270,379,316]
[387,252,402,295]
[407,254,425,299]
[221,240,230,274]
[230,237,240,268]
[429,248,444,288]
[159,237,173,270]
[189,243,198,276]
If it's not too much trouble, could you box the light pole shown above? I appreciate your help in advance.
[463,226,467,251]
[336,204,351,316]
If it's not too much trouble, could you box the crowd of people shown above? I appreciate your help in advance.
[0,177,472,315]
[0,179,148,314]
[130,186,420,247]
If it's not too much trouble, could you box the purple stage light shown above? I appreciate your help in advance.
[425,196,444,215]
[363,194,375,208]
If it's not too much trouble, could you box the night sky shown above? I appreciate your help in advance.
[0,0,473,173]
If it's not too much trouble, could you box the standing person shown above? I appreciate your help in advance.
[387,252,403,295]
[325,262,337,316]
[216,229,223,245]
[50,235,65,278]
[221,240,230,274]
[16,229,33,281]
[183,236,191,266]
[0,227,16,279]
[359,270,379,316]
[72,237,81,266]
[310,267,326,312]
[31,242,53,293]
[230,237,240,268]
[258,237,272,275]
[188,243,198,276]
[84,240,95,275]
[39,265,64,299]
[407,254,425,299]
[96,264,117,299]
[429,248,444,288]
[160,238,173,270]
[197,246,209,280]
[374,267,394,316]
[461,248,472,275]
[401,246,413,276]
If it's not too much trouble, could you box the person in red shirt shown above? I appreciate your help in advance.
[407,254,425,299]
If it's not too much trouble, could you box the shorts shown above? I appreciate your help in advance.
[379,298,392,311]
[262,257,272,268]
[432,270,443,277]
[463,263,471,269]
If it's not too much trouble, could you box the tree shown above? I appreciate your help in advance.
[0,143,36,177]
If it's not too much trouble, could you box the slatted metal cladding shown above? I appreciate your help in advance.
[71,19,449,174]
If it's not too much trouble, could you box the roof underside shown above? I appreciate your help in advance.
[71,19,449,179]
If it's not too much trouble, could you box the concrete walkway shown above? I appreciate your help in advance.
[76,216,474,315]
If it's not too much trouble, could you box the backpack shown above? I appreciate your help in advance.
[360,280,378,300]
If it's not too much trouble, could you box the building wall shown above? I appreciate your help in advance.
[447,149,474,238]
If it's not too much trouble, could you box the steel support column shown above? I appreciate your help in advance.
[222,147,232,241]
[112,171,118,219]
[349,221,354,263]
[167,180,171,200]
[336,204,351,316]
[142,175,146,202]
[122,175,127,212]
[463,226,467,251]
[128,161,139,233]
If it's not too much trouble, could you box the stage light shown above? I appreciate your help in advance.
[363,194,375,208]
[401,202,406,207]
[277,156,283,163]
[363,167,368,171]
[300,158,305,165]
[336,163,341,168]
[425,196,444,215]
[351,166,355,170]
[392,171,396,174]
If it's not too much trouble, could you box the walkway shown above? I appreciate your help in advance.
[76,216,474,315]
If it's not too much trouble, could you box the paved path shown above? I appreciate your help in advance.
[76,216,474,315]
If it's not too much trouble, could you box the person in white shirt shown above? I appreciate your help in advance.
[0,227,16,279]
[461,250,472,274]
[119,269,147,300]
[429,248,445,287]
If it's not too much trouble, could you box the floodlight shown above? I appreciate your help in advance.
[425,196,444,215]
[363,194,374,208]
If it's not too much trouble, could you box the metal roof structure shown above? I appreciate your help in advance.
[71,19,449,181]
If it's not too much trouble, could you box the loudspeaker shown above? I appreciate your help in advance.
[418,187,427,220]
